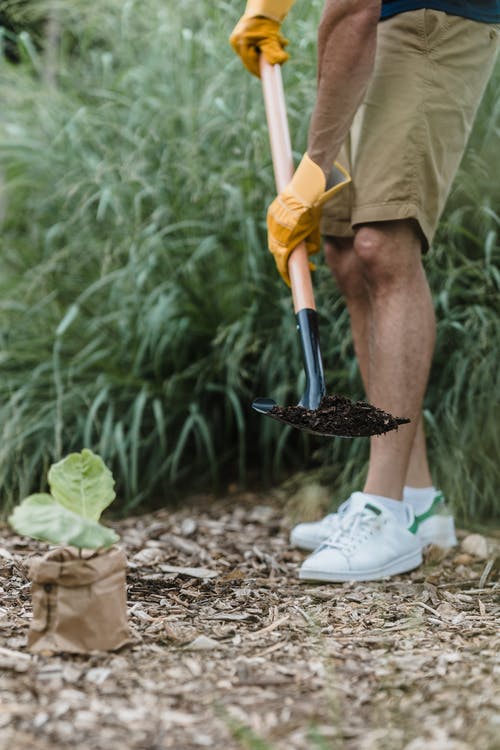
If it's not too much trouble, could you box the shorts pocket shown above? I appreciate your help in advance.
[423,9,450,53]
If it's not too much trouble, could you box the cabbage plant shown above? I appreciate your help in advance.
[8,449,119,548]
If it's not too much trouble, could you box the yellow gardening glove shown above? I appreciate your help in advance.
[267,154,351,286]
[229,0,296,77]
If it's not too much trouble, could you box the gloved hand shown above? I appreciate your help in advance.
[229,0,295,77]
[267,154,351,286]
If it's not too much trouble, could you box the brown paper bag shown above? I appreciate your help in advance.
[27,545,132,654]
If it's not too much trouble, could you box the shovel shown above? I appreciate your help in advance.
[252,58,409,438]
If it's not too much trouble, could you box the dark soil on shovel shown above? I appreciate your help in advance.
[271,394,410,437]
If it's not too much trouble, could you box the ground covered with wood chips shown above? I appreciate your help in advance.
[1,490,499,750]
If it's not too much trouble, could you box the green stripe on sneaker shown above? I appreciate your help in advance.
[408,493,445,534]
[408,517,418,534]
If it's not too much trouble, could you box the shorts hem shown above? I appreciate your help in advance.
[321,202,434,249]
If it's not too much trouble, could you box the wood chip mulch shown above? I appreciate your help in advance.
[0,491,499,750]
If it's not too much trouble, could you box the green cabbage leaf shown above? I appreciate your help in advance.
[8,493,119,548]
[48,449,115,521]
[8,450,118,549]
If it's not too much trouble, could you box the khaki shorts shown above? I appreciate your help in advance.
[320,10,499,248]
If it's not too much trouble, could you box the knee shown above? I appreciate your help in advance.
[353,225,390,271]
[353,222,423,288]
[324,236,366,299]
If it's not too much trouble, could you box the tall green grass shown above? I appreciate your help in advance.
[0,0,498,519]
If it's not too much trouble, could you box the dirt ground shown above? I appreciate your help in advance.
[1,490,499,750]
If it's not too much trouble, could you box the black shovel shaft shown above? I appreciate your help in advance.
[296,308,326,410]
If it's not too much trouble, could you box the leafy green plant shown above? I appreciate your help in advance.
[8,449,119,548]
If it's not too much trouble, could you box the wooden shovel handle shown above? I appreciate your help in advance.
[260,58,316,313]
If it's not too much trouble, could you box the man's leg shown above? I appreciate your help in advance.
[405,419,433,489]
[353,221,435,499]
[324,225,434,494]
[290,229,455,558]
[297,220,435,580]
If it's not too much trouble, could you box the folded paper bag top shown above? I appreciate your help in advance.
[27,545,132,654]
[29,545,128,586]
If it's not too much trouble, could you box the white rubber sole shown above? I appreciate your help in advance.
[299,549,423,582]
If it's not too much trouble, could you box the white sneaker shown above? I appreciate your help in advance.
[299,493,422,582]
[290,490,456,551]
[407,491,457,548]
[290,500,350,551]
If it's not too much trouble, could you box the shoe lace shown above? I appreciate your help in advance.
[319,507,381,555]
[320,500,350,531]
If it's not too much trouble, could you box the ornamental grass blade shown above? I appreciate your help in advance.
[8,494,119,549]
[48,449,116,521]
